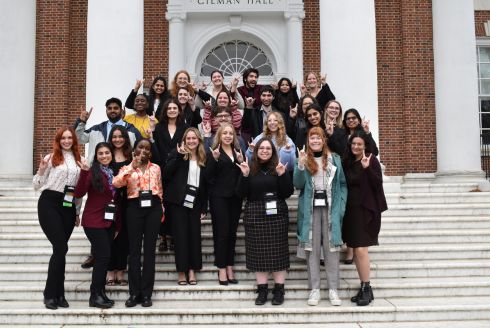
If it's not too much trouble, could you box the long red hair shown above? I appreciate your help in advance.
[305,127,330,175]
[51,126,81,167]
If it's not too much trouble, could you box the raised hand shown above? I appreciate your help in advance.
[284,143,292,152]
[234,148,244,163]
[188,96,196,111]
[149,114,157,131]
[210,145,221,161]
[271,81,278,90]
[77,158,90,171]
[289,104,298,119]
[362,117,370,133]
[37,154,51,175]
[248,142,255,152]
[131,152,142,169]
[199,81,208,91]
[245,97,255,108]
[145,128,153,140]
[134,78,145,92]
[80,106,93,123]
[321,74,327,85]
[231,74,240,88]
[292,80,297,89]
[326,120,334,136]
[361,150,372,169]
[300,83,307,96]
[298,145,307,166]
[231,99,238,107]
[202,121,212,137]
[203,100,212,109]
[276,161,287,176]
[176,143,189,155]
[236,156,250,177]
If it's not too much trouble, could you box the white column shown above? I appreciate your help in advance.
[319,0,379,147]
[166,6,186,83]
[284,8,304,84]
[433,0,486,182]
[86,0,144,122]
[0,0,36,176]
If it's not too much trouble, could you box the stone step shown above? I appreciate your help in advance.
[1,244,489,263]
[1,229,489,245]
[2,260,489,281]
[385,192,490,204]
[400,182,479,193]
[0,276,489,301]
[0,296,489,325]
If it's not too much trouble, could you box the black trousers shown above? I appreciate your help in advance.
[84,226,114,293]
[37,190,75,299]
[108,203,128,271]
[168,203,202,272]
[209,195,242,268]
[126,197,163,298]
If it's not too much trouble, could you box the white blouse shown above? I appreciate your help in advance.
[187,160,200,188]
[33,150,81,193]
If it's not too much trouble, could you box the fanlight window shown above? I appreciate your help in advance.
[200,40,273,78]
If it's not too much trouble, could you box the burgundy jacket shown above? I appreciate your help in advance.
[74,169,121,232]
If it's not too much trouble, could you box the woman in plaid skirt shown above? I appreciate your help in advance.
[236,137,294,306]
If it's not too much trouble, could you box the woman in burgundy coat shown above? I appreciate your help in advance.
[342,131,387,306]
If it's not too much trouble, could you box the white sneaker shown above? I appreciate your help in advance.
[307,289,320,306]
[329,289,342,306]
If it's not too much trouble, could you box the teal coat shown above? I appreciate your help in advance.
[293,154,347,247]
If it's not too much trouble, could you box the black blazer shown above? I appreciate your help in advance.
[205,147,242,198]
[162,150,208,213]
[315,83,336,110]
[152,121,189,167]
[329,126,379,157]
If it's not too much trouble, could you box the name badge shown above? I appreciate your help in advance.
[314,190,327,207]
[264,192,278,216]
[183,185,198,209]
[63,185,75,207]
[104,203,116,221]
[139,190,152,208]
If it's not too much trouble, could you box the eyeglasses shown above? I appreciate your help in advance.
[345,116,357,121]
[216,114,231,118]
[327,106,340,111]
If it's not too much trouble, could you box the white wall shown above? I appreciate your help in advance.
[0,0,36,176]
[86,0,144,124]
[320,0,379,147]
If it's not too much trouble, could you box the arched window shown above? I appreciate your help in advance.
[200,40,273,78]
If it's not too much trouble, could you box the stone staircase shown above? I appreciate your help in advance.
[0,178,490,327]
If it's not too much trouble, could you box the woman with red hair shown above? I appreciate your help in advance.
[33,126,83,310]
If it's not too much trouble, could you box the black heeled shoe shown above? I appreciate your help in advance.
[43,298,57,310]
[218,272,228,286]
[125,294,141,307]
[57,296,69,308]
[344,258,354,265]
[227,277,239,284]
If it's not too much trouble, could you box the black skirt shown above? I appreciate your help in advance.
[243,199,290,272]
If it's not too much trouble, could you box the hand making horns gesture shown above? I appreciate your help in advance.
[210,145,221,161]
[276,161,287,176]
[297,145,307,166]
[79,106,93,123]
[361,149,372,169]
[236,156,250,177]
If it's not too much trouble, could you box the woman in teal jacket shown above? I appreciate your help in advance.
[293,127,347,306]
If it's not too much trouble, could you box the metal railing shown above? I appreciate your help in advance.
[481,134,490,180]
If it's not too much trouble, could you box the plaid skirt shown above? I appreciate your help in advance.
[243,199,290,272]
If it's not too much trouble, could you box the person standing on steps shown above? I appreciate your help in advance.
[124,94,158,139]
[342,131,387,306]
[236,138,294,306]
[74,142,121,309]
[113,138,164,308]
[294,127,347,306]
[33,126,82,310]
[163,128,208,286]
[125,76,171,117]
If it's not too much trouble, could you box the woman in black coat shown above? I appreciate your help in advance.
[125,76,171,116]
[163,127,208,285]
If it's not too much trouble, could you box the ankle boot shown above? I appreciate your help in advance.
[89,292,113,309]
[356,281,374,306]
[101,289,114,305]
[271,283,285,305]
[255,284,268,305]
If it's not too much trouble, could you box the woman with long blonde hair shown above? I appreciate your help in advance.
[163,127,208,285]
[245,111,296,170]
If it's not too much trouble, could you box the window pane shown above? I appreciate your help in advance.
[481,99,490,113]
[481,64,490,78]
[480,47,490,62]
[481,80,490,95]
[482,113,490,129]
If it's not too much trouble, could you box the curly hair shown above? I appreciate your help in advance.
[263,112,287,148]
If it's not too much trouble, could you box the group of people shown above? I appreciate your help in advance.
[34,67,387,310]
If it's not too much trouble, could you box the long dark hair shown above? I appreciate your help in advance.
[159,98,183,124]
[250,138,279,176]
[108,125,132,161]
[298,95,318,119]
[342,108,363,135]
[342,131,372,167]
[91,142,114,192]
[305,104,326,129]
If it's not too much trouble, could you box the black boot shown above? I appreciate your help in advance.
[89,292,113,309]
[43,298,57,310]
[255,284,268,305]
[101,289,114,305]
[356,282,374,306]
[57,296,69,308]
[271,283,285,305]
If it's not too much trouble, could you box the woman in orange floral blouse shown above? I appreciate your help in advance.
[113,138,163,308]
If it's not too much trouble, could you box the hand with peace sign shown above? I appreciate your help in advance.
[236,156,250,177]
[297,145,307,167]
[361,150,372,169]
[289,104,298,119]
[210,145,221,161]
[276,161,287,176]
[80,106,93,123]
[37,154,52,175]
[321,73,327,85]
[77,157,90,171]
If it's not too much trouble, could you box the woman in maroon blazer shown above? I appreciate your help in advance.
[342,131,387,306]
[75,142,121,309]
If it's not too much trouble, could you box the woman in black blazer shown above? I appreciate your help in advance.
[206,123,244,285]
[163,128,208,285]
[153,99,189,251]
